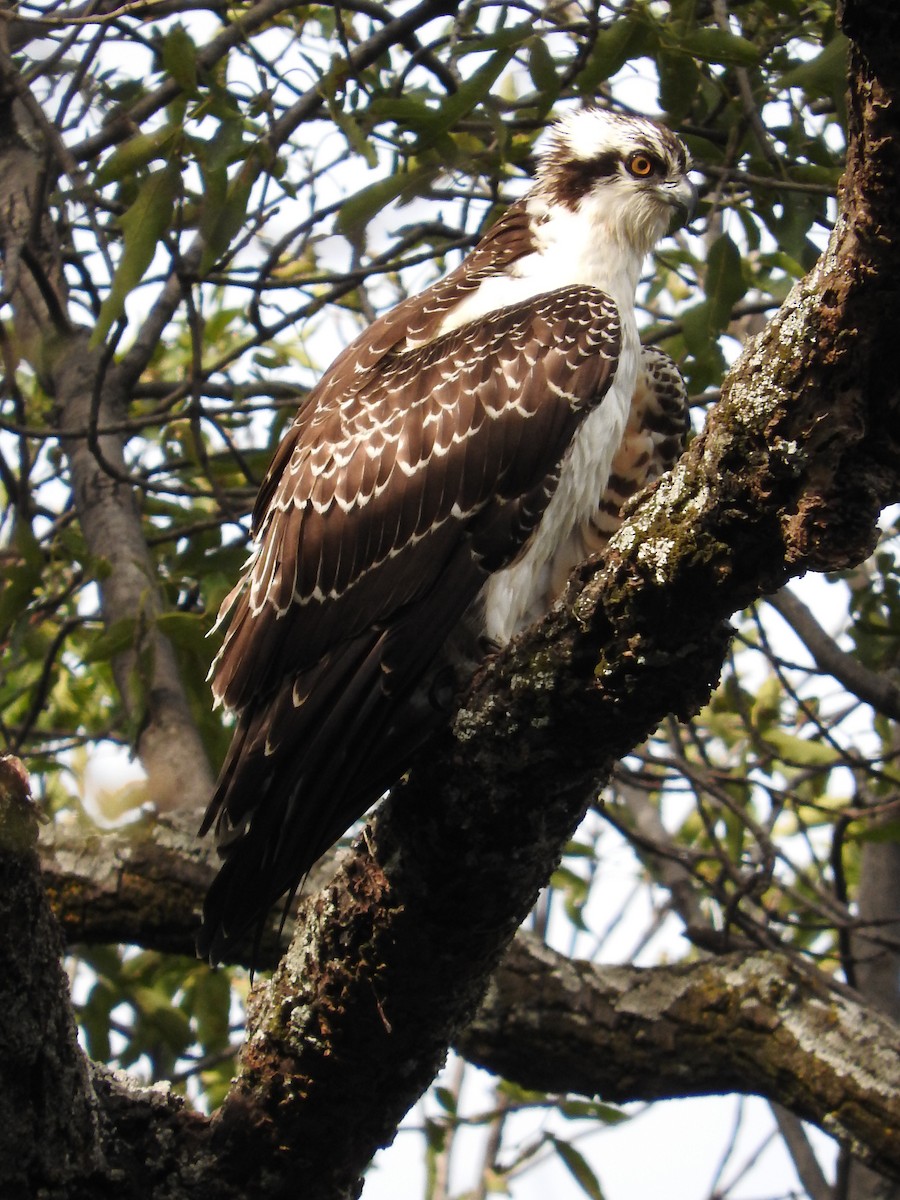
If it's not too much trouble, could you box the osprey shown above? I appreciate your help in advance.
[197,108,695,961]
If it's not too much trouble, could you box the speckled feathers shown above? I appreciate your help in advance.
[197,108,692,961]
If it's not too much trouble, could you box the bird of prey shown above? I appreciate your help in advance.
[197,108,695,962]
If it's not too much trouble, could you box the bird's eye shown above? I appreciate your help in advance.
[627,153,656,178]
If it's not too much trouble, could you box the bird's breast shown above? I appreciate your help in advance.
[482,334,639,644]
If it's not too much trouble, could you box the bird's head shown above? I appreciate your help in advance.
[535,108,696,258]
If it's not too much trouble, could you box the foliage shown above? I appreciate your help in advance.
[0,1,894,1197]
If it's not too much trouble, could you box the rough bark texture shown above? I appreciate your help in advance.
[33,807,900,1196]
[459,934,900,1183]
[39,816,335,964]
[41,813,215,958]
[847,743,900,1200]
[0,759,103,1198]
[198,6,900,1194]
[3,0,900,1195]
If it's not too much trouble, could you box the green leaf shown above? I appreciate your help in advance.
[561,839,598,859]
[550,1136,606,1200]
[855,819,900,845]
[558,1098,629,1125]
[779,35,848,126]
[83,617,138,663]
[679,301,711,356]
[0,524,43,635]
[94,124,179,186]
[778,35,848,98]
[549,865,590,931]
[673,27,759,67]
[453,21,532,56]
[433,1086,458,1114]
[678,302,727,387]
[366,95,441,132]
[198,152,260,275]
[200,1056,238,1110]
[527,36,559,112]
[497,1079,548,1104]
[411,44,519,152]
[329,104,378,168]
[367,29,528,149]
[335,164,435,240]
[704,233,746,331]
[195,115,246,190]
[78,980,117,1062]
[162,24,198,94]
[658,48,700,120]
[155,611,211,653]
[678,234,746,363]
[763,728,842,768]
[750,674,782,729]
[579,19,651,91]
[423,1117,447,1154]
[91,163,180,345]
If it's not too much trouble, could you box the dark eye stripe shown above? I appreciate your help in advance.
[550,150,620,207]
[547,141,680,211]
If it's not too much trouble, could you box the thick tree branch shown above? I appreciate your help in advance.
[0,758,103,1193]
[205,10,900,1195]
[458,934,900,1183]
[39,816,334,965]
[6,2,900,1196]
[36,817,900,1191]
[40,813,214,958]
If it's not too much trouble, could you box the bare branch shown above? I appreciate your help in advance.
[767,587,900,721]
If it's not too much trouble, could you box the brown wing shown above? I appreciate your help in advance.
[583,344,688,555]
[197,285,622,962]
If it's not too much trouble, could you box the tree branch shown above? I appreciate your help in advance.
[30,767,900,1194]
[40,810,900,1189]
[7,2,900,1196]
[767,587,900,720]
[53,338,216,813]
[203,9,900,1193]
[115,0,460,389]
[458,934,900,1183]
[0,758,103,1192]
[0,74,215,815]
[39,815,334,965]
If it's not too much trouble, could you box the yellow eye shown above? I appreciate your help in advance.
[628,153,655,178]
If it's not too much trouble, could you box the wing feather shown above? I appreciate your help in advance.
[198,282,622,960]
[213,287,620,710]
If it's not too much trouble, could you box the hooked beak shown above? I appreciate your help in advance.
[665,177,699,228]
